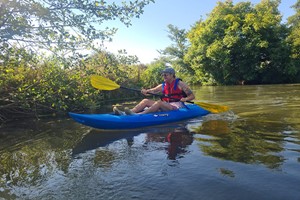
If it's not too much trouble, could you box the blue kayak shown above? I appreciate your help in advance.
[69,104,210,130]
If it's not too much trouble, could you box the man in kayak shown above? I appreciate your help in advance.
[113,67,195,115]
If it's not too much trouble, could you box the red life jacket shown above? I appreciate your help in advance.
[162,78,187,102]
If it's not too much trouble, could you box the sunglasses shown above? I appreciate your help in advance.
[162,73,170,77]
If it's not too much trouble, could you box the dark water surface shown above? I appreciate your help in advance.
[1,84,299,200]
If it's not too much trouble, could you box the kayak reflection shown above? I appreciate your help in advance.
[72,130,140,156]
[72,126,194,160]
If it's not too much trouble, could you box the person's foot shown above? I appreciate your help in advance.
[113,106,125,116]
[124,107,137,115]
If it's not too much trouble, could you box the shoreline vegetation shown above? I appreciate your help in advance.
[1,0,300,124]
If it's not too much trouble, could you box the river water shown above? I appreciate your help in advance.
[0,84,299,200]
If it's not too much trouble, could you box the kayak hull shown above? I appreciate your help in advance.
[69,104,210,130]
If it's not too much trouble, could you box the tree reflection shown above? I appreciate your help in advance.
[0,119,85,190]
[192,119,285,169]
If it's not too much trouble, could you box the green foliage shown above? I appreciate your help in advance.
[84,50,141,87]
[0,47,142,122]
[1,54,94,115]
[286,0,300,81]
[0,0,154,122]
[185,0,295,85]
[158,24,195,83]
[0,0,154,59]
[140,60,166,88]
[287,0,300,59]
[159,24,189,61]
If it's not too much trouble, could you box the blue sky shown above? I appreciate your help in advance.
[104,0,297,64]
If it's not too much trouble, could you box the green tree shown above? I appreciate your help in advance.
[140,60,166,88]
[186,0,293,85]
[159,24,195,83]
[287,0,300,81]
[0,47,144,123]
[0,0,154,60]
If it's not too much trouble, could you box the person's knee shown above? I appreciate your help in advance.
[157,100,164,105]
[154,100,164,107]
[141,98,150,103]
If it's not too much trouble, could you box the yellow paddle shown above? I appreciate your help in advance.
[90,75,229,113]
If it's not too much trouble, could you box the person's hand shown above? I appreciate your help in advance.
[180,97,187,102]
[141,89,149,96]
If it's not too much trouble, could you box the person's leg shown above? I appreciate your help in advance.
[113,106,125,115]
[131,99,156,113]
[139,100,175,114]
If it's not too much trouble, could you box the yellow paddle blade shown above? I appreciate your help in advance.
[90,75,120,90]
[194,102,229,114]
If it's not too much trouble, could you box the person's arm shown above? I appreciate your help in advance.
[178,81,195,102]
[141,84,162,96]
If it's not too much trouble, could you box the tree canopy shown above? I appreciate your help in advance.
[287,0,300,81]
[185,0,299,85]
[158,24,196,83]
[0,0,154,60]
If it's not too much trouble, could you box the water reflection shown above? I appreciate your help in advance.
[190,118,296,169]
[72,130,141,156]
[144,127,193,160]
[1,116,298,199]
[0,118,87,197]
[166,128,194,160]
[1,122,196,199]
[73,126,194,161]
